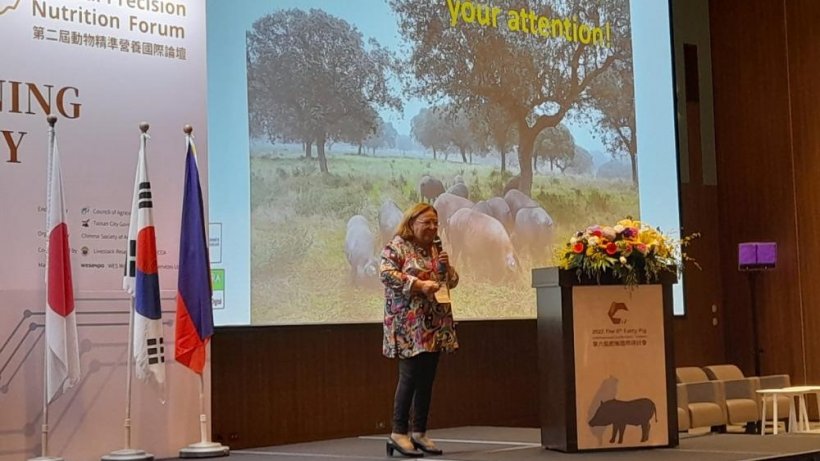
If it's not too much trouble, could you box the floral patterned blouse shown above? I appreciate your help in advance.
[380,235,459,359]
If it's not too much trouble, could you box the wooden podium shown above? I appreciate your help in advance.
[532,267,678,452]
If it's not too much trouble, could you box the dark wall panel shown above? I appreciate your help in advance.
[785,0,820,384]
[674,41,726,367]
[211,320,539,449]
[709,0,804,379]
[676,182,724,367]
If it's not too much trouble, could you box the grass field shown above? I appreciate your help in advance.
[250,149,638,324]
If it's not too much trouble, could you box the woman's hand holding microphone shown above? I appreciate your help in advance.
[413,235,451,301]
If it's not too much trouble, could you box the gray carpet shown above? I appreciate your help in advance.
[160,426,820,461]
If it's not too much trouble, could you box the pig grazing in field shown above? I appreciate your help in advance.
[447,208,518,281]
[503,189,539,218]
[446,182,469,199]
[485,196,514,233]
[418,175,445,203]
[433,192,473,239]
[378,199,403,245]
[513,206,554,263]
[345,215,378,287]
[588,398,657,444]
[502,175,520,195]
[472,197,513,234]
[472,200,492,216]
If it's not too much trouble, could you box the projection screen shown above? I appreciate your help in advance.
[206,0,683,325]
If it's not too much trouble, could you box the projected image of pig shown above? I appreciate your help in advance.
[588,398,657,444]
[344,215,379,287]
[447,208,518,281]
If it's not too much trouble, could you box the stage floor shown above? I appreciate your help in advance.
[163,426,820,461]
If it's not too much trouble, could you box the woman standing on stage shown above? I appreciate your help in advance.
[380,203,459,458]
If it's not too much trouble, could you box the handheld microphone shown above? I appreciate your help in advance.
[433,236,447,280]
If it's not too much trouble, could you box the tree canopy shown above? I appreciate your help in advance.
[391,0,631,194]
[247,8,401,172]
[363,119,398,154]
[411,107,450,159]
[535,123,575,172]
[587,60,637,186]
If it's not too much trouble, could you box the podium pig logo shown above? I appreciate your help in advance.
[608,302,628,324]
[0,0,20,15]
[589,398,657,444]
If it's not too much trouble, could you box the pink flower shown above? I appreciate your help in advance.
[621,243,633,256]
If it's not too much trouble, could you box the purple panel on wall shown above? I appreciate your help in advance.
[756,242,777,265]
[738,243,758,266]
[738,242,777,270]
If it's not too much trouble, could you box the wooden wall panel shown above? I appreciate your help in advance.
[785,0,820,384]
[674,41,726,367]
[211,320,539,449]
[670,1,728,369]
[211,323,394,448]
[709,0,805,380]
[677,180,724,367]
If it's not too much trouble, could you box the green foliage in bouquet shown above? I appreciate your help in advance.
[555,217,699,286]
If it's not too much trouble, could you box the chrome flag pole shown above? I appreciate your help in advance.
[29,115,80,461]
[102,123,154,461]
[176,125,228,459]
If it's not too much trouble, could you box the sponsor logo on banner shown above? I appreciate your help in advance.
[0,0,20,16]
[211,268,225,310]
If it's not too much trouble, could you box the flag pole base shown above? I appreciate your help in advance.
[101,448,154,461]
[179,442,229,458]
[28,457,63,461]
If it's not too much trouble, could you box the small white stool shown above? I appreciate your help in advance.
[781,386,820,432]
[757,388,798,435]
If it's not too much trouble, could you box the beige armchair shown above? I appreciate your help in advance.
[703,364,791,430]
[676,367,728,431]
[719,379,760,431]
[676,366,710,384]
[677,384,691,432]
[684,381,728,431]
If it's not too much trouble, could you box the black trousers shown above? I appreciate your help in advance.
[392,351,440,434]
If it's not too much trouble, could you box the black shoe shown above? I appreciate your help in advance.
[386,437,423,458]
[411,437,443,455]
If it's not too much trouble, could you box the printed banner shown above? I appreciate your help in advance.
[572,285,668,449]
[0,0,207,296]
[0,1,207,459]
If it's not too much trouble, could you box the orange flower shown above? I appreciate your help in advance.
[572,242,585,253]
[605,243,618,255]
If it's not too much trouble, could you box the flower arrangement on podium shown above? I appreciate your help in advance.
[556,217,699,286]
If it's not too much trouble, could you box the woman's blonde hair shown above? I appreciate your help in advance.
[395,203,437,240]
